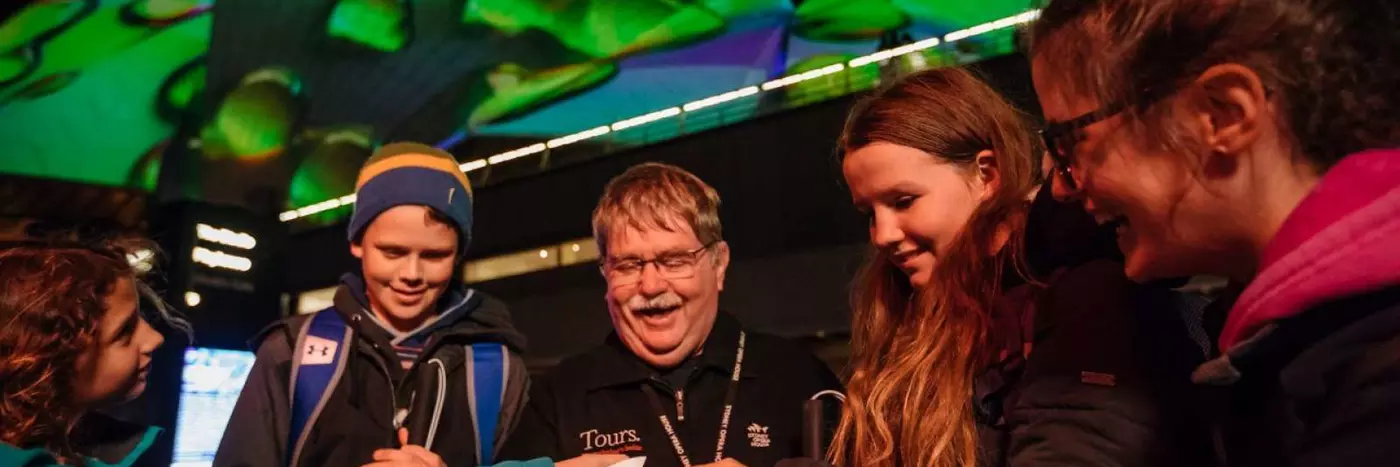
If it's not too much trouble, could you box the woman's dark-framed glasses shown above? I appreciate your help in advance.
[601,241,716,285]
[1039,100,1129,191]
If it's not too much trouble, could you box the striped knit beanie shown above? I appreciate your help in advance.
[347,142,473,252]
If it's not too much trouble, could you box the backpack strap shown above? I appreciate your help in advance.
[287,309,353,467]
[464,342,508,465]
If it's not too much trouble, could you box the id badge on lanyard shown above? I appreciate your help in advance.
[641,332,746,467]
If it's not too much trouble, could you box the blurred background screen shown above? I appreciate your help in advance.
[171,347,255,467]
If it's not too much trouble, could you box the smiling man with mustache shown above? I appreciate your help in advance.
[498,163,842,467]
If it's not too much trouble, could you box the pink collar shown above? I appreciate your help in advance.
[1220,149,1400,349]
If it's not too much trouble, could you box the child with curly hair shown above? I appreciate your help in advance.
[0,240,189,466]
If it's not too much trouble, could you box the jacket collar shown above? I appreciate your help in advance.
[1194,284,1400,386]
[1219,148,1400,349]
[69,412,162,466]
[586,311,758,390]
[335,272,478,341]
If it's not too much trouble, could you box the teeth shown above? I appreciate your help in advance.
[1094,213,1129,226]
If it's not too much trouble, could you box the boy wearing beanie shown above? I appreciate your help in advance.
[215,143,531,467]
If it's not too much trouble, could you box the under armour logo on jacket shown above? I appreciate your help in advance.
[302,335,338,365]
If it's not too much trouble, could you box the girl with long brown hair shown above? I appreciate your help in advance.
[0,239,188,466]
[1030,0,1400,464]
[831,66,1212,466]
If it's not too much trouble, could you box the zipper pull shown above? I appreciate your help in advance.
[676,389,685,422]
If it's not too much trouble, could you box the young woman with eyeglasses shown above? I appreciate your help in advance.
[1030,0,1400,464]
[831,66,1213,467]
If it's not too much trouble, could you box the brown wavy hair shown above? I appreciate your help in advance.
[592,162,723,258]
[0,239,186,462]
[1029,0,1400,171]
[831,67,1040,466]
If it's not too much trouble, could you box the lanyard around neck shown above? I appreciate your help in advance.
[640,331,746,467]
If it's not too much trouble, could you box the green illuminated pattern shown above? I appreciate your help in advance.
[19,5,172,84]
[699,0,790,19]
[782,54,873,107]
[0,0,1035,204]
[278,7,1041,222]
[135,155,162,190]
[0,0,91,85]
[697,0,789,18]
[3,70,81,103]
[128,140,166,191]
[463,0,724,59]
[458,0,738,134]
[0,2,209,189]
[162,62,204,114]
[199,69,300,161]
[953,27,1020,58]
[125,0,211,23]
[287,128,373,223]
[327,0,409,52]
[469,62,616,127]
[793,0,907,40]
[0,51,29,84]
[0,0,89,51]
[610,5,724,56]
[894,0,1028,28]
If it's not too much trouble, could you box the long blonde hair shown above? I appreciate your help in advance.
[831,67,1039,467]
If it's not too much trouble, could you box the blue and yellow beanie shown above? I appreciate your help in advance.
[347,142,473,251]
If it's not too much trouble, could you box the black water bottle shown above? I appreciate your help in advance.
[802,390,845,460]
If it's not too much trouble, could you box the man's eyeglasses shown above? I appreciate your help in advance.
[1038,100,1129,191]
[601,242,716,286]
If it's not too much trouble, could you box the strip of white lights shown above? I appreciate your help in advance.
[279,9,1040,222]
[487,143,546,165]
[848,37,941,68]
[196,223,257,249]
[547,125,612,149]
[192,246,252,272]
[944,9,1040,43]
[760,63,847,91]
[459,158,488,172]
[612,107,682,131]
[681,86,760,112]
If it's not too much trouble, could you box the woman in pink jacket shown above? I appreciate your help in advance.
[1027,0,1400,465]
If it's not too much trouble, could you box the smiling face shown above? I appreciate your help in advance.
[351,205,459,330]
[72,276,165,407]
[1024,0,1357,282]
[843,142,991,288]
[603,220,729,369]
[1032,55,1261,281]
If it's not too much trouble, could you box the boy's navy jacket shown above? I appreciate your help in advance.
[212,273,529,467]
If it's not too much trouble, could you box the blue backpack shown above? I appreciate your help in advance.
[284,309,509,466]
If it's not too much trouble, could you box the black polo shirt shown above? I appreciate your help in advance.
[499,312,842,467]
